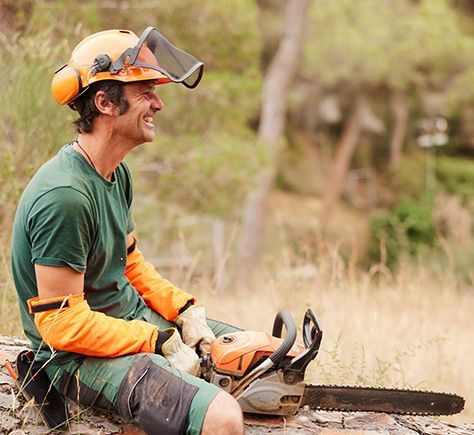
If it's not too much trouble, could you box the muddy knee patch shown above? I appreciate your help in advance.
[117,355,198,435]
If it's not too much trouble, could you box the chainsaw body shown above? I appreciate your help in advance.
[201,309,322,415]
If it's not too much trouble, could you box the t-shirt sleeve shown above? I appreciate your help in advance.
[127,202,136,235]
[27,187,96,273]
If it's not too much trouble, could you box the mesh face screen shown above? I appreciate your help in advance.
[135,29,203,88]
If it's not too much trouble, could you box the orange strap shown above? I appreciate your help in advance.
[125,245,195,321]
[28,294,158,357]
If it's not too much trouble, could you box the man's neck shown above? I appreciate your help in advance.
[76,132,132,181]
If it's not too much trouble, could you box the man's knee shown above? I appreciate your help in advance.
[202,391,244,435]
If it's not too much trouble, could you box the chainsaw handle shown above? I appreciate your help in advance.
[270,310,297,365]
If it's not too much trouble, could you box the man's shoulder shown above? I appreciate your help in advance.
[18,145,92,213]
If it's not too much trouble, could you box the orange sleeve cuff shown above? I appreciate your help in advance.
[28,293,158,357]
[125,245,195,321]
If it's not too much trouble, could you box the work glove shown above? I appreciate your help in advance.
[155,328,201,376]
[175,305,216,356]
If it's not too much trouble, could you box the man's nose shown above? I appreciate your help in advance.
[151,94,164,111]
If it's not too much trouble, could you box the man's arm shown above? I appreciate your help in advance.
[30,264,158,357]
[36,264,84,299]
[125,234,216,356]
[125,233,195,321]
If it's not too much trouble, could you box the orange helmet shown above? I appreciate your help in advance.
[52,27,204,106]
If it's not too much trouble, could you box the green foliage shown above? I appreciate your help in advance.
[388,154,427,201]
[140,0,261,73]
[436,157,474,201]
[304,0,470,90]
[28,0,261,75]
[446,62,474,110]
[128,55,264,219]
[0,30,75,227]
[305,0,393,87]
[406,0,471,88]
[131,130,267,217]
[369,198,436,266]
[156,70,262,137]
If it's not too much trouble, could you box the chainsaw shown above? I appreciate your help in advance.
[200,308,465,416]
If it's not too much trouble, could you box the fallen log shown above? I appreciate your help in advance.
[0,335,472,434]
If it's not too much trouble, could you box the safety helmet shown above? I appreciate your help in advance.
[52,27,204,106]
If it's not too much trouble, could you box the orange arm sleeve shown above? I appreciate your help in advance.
[125,245,195,322]
[28,293,158,357]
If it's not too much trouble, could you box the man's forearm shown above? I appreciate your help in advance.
[28,293,158,357]
[125,242,195,321]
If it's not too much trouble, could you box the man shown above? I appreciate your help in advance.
[11,27,244,435]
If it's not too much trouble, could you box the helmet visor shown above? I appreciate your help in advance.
[130,27,203,89]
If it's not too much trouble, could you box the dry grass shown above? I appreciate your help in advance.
[0,238,21,336]
[191,250,474,424]
[1,234,472,423]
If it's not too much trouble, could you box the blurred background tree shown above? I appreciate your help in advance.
[0,0,473,282]
[1,2,473,419]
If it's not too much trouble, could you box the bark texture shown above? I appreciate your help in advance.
[238,0,310,274]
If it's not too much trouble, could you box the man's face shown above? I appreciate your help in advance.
[114,81,164,146]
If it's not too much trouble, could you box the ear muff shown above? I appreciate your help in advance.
[51,64,83,105]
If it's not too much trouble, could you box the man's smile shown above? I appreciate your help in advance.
[143,116,155,128]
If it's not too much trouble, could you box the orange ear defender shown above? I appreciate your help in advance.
[51,54,114,105]
[51,64,82,105]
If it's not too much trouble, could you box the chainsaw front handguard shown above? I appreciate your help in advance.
[273,308,323,384]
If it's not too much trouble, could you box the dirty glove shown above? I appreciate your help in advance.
[155,328,201,376]
[175,305,216,356]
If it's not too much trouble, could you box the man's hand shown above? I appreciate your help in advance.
[175,305,216,356]
[155,328,201,376]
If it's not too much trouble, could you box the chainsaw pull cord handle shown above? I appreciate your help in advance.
[270,310,297,365]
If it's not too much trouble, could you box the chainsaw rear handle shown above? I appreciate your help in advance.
[270,310,297,365]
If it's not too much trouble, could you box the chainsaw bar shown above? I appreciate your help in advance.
[302,385,465,416]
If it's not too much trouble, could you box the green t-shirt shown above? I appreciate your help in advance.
[11,143,150,362]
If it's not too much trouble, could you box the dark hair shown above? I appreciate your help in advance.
[72,81,129,134]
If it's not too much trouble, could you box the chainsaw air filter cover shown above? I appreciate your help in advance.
[211,331,299,377]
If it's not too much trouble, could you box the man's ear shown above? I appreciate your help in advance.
[94,90,120,116]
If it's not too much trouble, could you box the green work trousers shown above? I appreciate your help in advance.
[44,308,239,435]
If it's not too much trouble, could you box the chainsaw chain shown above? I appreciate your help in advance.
[302,384,465,416]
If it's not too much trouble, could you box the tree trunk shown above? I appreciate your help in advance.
[319,93,366,227]
[212,219,229,293]
[238,0,310,275]
[388,89,408,166]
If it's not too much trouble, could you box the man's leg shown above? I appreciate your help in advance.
[201,391,244,435]
[45,352,243,435]
[207,317,241,337]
